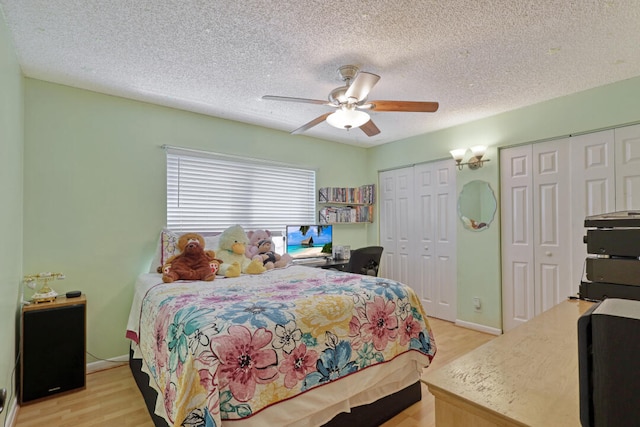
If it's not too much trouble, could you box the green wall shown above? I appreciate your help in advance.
[23,78,372,361]
[368,75,640,330]
[20,74,640,366]
[9,24,640,378]
[0,10,23,424]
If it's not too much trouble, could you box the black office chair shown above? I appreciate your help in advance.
[346,246,383,276]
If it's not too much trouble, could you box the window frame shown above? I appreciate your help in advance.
[164,146,317,234]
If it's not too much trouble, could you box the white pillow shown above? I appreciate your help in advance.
[149,229,284,273]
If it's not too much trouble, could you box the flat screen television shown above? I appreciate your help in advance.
[285,225,333,259]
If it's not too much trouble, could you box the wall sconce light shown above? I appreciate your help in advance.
[450,146,490,170]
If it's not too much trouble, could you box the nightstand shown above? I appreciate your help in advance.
[20,295,86,404]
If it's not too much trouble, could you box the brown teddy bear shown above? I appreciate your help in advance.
[160,233,221,283]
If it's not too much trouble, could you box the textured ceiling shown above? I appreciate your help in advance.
[2,1,640,147]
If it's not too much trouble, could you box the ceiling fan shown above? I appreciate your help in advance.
[262,65,439,137]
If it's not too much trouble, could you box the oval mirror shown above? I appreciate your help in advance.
[458,180,497,232]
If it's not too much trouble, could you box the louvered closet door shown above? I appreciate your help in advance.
[501,145,535,332]
[615,123,640,210]
[532,139,572,315]
[570,130,615,293]
[414,161,456,321]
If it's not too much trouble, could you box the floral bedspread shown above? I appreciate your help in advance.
[130,265,436,427]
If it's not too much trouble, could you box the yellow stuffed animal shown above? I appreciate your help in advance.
[215,225,266,277]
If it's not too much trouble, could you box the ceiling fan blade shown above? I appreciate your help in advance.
[345,72,380,102]
[360,119,380,137]
[366,100,439,112]
[263,95,332,106]
[291,113,332,134]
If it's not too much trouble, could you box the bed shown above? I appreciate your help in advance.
[126,264,436,426]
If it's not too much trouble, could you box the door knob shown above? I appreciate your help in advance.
[545,251,552,257]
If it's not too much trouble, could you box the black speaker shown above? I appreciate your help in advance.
[584,228,640,257]
[20,297,86,403]
[580,280,640,302]
[586,257,640,286]
[579,299,640,426]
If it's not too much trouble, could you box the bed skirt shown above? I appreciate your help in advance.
[129,348,421,427]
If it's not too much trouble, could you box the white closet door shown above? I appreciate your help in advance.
[501,145,535,332]
[532,139,572,314]
[413,164,435,307]
[395,168,414,285]
[615,124,640,210]
[434,162,456,321]
[379,169,398,280]
[414,160,456,321]
[503,126,634,332]
[378,167,414,283]
[570,130,615,293]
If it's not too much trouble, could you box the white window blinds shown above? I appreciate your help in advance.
[166,147,316,232]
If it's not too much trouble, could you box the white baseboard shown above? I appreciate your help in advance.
[455,319,502,336]
[86,354,129,374]
[5,396,18,427]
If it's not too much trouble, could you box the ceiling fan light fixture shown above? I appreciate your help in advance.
[263,65,438,137]
[326,108,370,130]
[329,86,349,104]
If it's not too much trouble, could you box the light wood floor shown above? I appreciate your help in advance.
[14,317,495,427]
[381,317,496,427]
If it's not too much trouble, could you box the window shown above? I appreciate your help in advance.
[165,146,316,233]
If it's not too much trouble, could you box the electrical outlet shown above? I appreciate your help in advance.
[0,387,6,414]
[473,297,481,311]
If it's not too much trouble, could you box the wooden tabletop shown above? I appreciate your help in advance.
[22,294,86,312]
[423,299,593,427]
